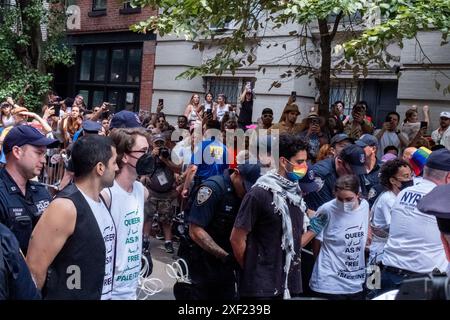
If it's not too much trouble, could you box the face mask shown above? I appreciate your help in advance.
[337,199,356,212]
[284,159,308,182]
[135,152,155,176]
[343,201,356,212]
[399,179,414,191]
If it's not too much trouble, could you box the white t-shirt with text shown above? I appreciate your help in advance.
[310,199,369,295]
[80,189,116,300]
[107,180,145,300]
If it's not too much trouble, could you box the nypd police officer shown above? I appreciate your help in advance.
[0,126,58,254]
[0,223,40,299]
[184,162,260,300]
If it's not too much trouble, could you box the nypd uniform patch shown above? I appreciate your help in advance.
[314,176,324,192]
[197,186,213,205]
[368,187,377,200]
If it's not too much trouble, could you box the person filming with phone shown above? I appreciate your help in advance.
[344,102,374,140]
[375,112,408,159]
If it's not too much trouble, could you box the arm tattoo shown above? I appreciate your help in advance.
[196,230,228,259]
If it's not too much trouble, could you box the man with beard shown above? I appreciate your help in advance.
[27,136,119,299]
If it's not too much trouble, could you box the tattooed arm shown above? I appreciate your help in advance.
[189,223,228,260]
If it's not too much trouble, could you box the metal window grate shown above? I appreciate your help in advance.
[207,78,241,105]
[329,81,361,115]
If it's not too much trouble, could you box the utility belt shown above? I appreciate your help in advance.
[379,264,424,277]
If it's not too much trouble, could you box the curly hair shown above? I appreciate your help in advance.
[279,133,309,160]
[379,159,411,190]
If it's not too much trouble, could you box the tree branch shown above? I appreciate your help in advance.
[331,11,344,39]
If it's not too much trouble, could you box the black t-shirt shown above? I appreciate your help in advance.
[234,186,303,298]
[238,100,253,126]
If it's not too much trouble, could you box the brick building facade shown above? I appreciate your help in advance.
[55,0,156,113]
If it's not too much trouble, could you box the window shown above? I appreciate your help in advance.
[80,49,93,81]
[329,80,361,115]
[94,49,107,81]
[120,1,141,14]
[127,49,142,83]
[206,77,254,105]
[110,49,125,82]
[92,0,106,11]
[76,45,142,111]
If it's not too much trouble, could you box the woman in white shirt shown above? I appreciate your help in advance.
[306,175,370,300]
[213,93,230,122]
[184,94,203,129]
[369,159,413,264]
[400,106,429,142]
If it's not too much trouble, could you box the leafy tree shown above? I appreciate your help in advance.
[0,0,74,111]
[131,0,450,116]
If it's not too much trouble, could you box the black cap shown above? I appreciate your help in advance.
[339,144,367,175]
[82,120,102,133]
[236,162,261,191]
[355,134,378,148]
[262,108,273,115]
[3,125,59,154]
[298,163,319,194]
[417,184,450,234]
[330,133,352,147]
[425,149,450,171]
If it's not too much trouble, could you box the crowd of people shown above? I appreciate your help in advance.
[0,85,449,300]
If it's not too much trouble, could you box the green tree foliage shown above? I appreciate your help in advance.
[131,0,449,115]
[0,0,74,111]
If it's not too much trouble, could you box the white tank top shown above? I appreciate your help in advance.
[215,104,229,122]
[107,180,145,300]
[79,189,116,300]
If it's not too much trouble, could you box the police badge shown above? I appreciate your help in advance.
[196,186,213,205]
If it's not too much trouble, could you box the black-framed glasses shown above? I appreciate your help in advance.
[130,149,149,154]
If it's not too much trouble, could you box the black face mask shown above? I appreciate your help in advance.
[399,179,414,191]
[135,152,156,176]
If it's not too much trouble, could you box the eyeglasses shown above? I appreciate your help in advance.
[130,149,149,154]
[262,114,273,118]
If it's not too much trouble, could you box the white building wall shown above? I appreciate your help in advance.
[153,26,450,128]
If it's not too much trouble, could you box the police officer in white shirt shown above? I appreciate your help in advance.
[380,149,450,293]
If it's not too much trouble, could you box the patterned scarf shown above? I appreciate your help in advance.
[254,169,303,299]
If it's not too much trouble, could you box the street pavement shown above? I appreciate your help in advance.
[137,237,180,300]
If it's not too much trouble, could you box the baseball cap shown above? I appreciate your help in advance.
[440,111,450,119]
[262,108,273,115]
[298,163,319,194]
[82,120,102,133]
[330,133,352,147]
[152,134,165,143]
[425,148,450,171]
[3,125,59,154]
[356,134,378,148]
[417,184,450,234]
[110,110,141,129]
[339,144,367,175]
[235,162,261,191]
